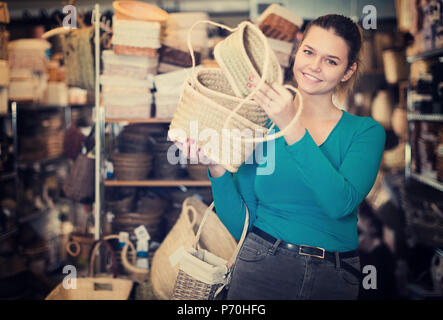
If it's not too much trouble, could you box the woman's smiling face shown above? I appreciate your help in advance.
[293,25,356,96]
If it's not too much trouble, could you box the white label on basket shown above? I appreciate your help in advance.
[137,239,149,252]
[169,245,185,267]
[134,225,150,241]
[119,232,129,248]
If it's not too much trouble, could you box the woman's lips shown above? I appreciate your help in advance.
[302,72,322,83]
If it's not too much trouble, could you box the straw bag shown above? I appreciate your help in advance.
[150,197,237,300]
[170,201,249,300]
[63,27,95,91]
[46,239,133,300]
[168,20,303,173]
[63,153,95,202]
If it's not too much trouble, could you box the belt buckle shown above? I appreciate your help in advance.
[298,245,325,259]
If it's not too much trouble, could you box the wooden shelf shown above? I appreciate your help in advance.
[105,118,172,124]
[407,113,443,121]
[410,173,443,192]
[104,179,211,187]
[407,47,443,63]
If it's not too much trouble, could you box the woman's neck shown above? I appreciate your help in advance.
[297,90,339,121]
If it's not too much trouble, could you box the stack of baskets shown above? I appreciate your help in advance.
[150,133,184,179]
[167,18,304,173]
[256,4,303,69]
[112,1,168,57]
[110,152,153,181]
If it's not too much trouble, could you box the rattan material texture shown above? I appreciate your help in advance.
[46,239,133,300]
[150,197,237,300]
[214,21,283,98]
[170,200,249,300]
[168,80,265,172]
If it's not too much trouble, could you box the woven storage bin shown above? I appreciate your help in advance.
[65,232,95,261]
[106,194,135,214]
[213,21,283,98]
[382,49,408,84]
[159,45,200,68]
[111,153,153,181]
[150,197,237,300]
[170,201,248,300]
[46,239,133,300]
[187,164,209,181]
[256,4,303,42]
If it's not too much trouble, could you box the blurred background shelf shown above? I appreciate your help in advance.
[406,47,443,63]
[407,113,443,121]
[105,118,172,124]
[104,179,211,187]
[409,173,443,192]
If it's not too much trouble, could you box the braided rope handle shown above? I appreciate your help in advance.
[192,201,249,268]
[186,20,302,145]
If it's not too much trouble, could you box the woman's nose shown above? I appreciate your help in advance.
[309,57,321,72]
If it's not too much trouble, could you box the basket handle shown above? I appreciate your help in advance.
[222,84,303,144]
[192,201,249,268]
[88,239,119,278]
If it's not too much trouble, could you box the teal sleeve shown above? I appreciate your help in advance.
[283,119,386,220]
[207,154,259,240]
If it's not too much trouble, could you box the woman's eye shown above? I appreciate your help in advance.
[327,59,337,65]
[303,49,313,55]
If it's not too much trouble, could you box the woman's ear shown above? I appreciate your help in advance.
[341,62,357,82]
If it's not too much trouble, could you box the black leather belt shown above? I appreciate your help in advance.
[251,226,361,280]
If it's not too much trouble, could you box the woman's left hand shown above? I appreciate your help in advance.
[247,76,298,130]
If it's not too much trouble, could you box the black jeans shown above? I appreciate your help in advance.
[226,232,361,300]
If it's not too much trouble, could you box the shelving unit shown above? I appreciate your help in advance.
[105,118,172,124]
[405,47,443,192]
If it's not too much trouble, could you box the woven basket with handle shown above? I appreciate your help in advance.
[46,239,133,300]
[168,20,303,173]
[150,197,237,300]
[170,201,249,300]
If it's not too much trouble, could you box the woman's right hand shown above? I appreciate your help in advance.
[172,138,226,178]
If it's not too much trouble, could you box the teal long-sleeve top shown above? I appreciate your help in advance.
[207,110,386,252]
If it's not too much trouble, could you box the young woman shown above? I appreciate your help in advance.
[175,14,386,300]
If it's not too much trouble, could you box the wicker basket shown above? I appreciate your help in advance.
[194,68,269,126]
[63,154,95,202]
[168,19,303,172]
[170,201,249,300]
[46,239,133,300]
[213,21,282,98]
[150,197,237,300]
[113,1,168,23]
[187,164,209,181]
[159,45,200,67]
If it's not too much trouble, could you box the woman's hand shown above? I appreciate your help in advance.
[247,76,299,131]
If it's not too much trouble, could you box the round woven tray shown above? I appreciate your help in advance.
[113,1,168,23]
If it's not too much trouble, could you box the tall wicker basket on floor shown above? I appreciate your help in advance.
[170,201,249,300]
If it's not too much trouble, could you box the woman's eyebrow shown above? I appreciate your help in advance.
[304,44,342,61]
